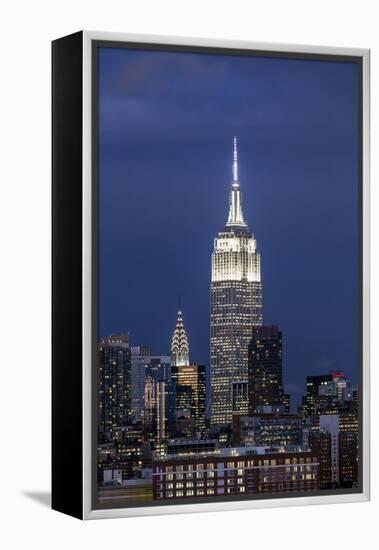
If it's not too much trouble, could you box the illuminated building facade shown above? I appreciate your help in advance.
[307,429,332,489]
[171,307,189,367]
[210,138,262,426]
[248,325,287,413]
[143,357,175,444]
[307,410,359,489]
[233,413,302,447]
[170,307,206,435]
[171,364,206,436]
[153,447,319,500]
[98,333,131,442]
[97,424,143,484]
[130,345,152,422]
[338,411,359,487]
[299,372,357,418]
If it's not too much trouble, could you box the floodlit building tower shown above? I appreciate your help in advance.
[210,138,262,426]
[170,307,206,435]
[171,306,190,367]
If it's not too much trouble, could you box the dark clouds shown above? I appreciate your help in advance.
[98,46,360,409]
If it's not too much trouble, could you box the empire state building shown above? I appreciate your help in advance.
[210,138,262,426]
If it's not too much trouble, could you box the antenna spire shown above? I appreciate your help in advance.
[233,136,238,183]
[226,137,247,228]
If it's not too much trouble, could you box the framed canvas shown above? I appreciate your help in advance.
[52,31,370,520]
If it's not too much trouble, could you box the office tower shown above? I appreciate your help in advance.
[210,138,262,426]
[308,411,358,489]
[98,333,131,442]
[248,325,285,413]
[170,307,206,435]
[298,374,333,417]
[338,411,359,488]
[130,345,152,422]
[143,359,176,444]
[319,414,340,486]
[307,429,332,489]
[171,364,206,436]
[299,372,356,418]
[130,347,171,422]
[156,380,169,443]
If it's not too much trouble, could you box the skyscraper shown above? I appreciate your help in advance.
[210,138,262,426]
[298,372,356,418]
[98,333,131,442]
[143,360,176,444]
[130,346,171,422]
[299,374,334,418]
[248,325,286,413]
[170,307,206,435]
[171,364,206,436]
[171,307,189,367]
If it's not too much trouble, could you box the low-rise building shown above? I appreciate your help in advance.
[152,446,319,500]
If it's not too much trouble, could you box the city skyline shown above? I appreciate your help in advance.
[96,45,360,506]
[99,47,359,408]
[99,129,358,410]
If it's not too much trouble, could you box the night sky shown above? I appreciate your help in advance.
[98,46,359,408]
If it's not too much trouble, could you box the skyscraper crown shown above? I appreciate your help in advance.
[171,307,190,366]
[225,137,248,230]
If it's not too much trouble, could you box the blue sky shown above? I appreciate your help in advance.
[98,46,360,407]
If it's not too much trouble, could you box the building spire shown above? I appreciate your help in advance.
[225,137,247,229]
[232,136,238,185]
[171,306,190,367]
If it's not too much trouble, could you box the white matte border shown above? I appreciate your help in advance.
[82,31,370,520]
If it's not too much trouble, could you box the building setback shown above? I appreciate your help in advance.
[210,138,262,426]
[153,448,319,500]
